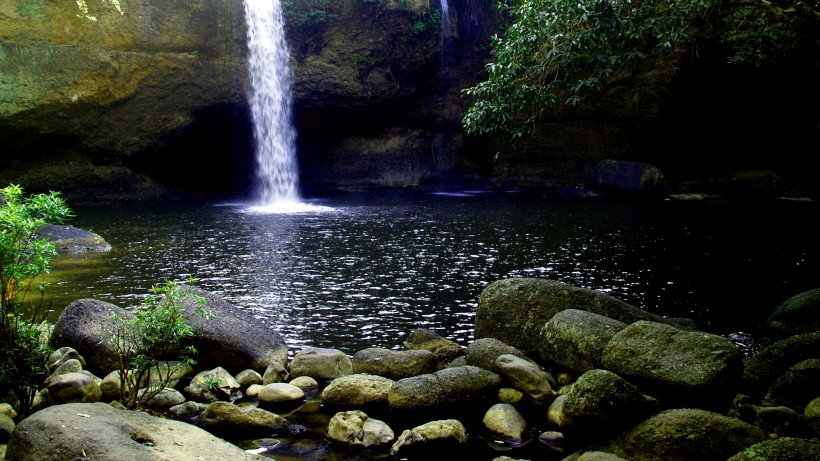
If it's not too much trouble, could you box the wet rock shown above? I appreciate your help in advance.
[45,358,84,383]
[765,287,820,338]
[762,358,820,411]
[388,365,501,420]
[321,374,394,409]
[476,278,695,356]
[755,406,817,438]
[0,414,14,443]
[494,354,556,404]
[198,401,291,440]
[537,431,566,455]
[262,362,289,385]
[539,309,627,373]
[560,369,657,437]
[352,347,438,379]
[7,402,268,461]
[46,371,102,405]
[36,224,112,254]
[742,332,820,398]
[326,410,394,448]
[46,347,87,375]
[465,337,530,372]
[578,452,629,461]
[184,367,241,403]
[603,408,767,461]
[169,401,202,421]
[258,383,305,406]
[601,320,743,407]
[288,347,352,380]
[547,395,567,427]
[498,387,525,405]
[179,287,289,374]
[482,403,527,444]
[236,369,263,387]
[726,436,820,461]
[289,376,319,391]
[0,403,17,421]
[49,299,129,376]
[805,396,820,422]
[390,419,468,458]
[138,388,186,409]
[402,329,464,367]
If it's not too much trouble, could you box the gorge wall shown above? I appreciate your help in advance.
[1,1,817,203]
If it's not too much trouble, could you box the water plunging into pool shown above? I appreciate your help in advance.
[243,0,315,213]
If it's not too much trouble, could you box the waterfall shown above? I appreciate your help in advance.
[244,0,301,208]
[439,0,452,64]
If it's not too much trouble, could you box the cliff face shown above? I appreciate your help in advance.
[0,0,252,202]
[2,1,815,202]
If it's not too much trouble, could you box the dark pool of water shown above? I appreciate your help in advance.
[46,191,818,356]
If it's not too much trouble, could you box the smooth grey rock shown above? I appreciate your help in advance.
[766,287,820,338]
[6,402,267,461]
[539,309,627,373]
[476,278,695,356]
[288,347,352,380]
[257,383,305,405]
[601,320,743,406]
[46,371,102,404]
[390,419,468,458]
[49,299,129,376]
[603,408,767,461]
[494,354,556,404]
[289,376,319,391]
[197,401,291,439]
[352,347,438,379]
[262,362,289,385]
[482,403,527,443]
[402,329,464,366]
[326,410,394,448]
[46,347,87,375]
[236,369,263,387]
[36,224,112,254]
[138,388,186,409]
[321,374,394,408]
[465,337,530,372]
[388,365,501,417]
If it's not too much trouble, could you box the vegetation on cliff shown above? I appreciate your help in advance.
[462,0,819,147]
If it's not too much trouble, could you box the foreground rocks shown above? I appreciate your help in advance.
[6,402,267,461]
[4,281,820,460]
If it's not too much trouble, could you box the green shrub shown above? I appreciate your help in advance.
[108,278,211,409]
[0,184,72,417]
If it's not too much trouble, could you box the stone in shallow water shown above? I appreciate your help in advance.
[326,410,394,448]
[258,383,305,404]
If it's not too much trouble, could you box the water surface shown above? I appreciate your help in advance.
[48,192,818,356]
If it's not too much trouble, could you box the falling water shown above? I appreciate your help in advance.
[244,0,301,209]
[439,0,453,63]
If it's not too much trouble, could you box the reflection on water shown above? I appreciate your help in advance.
[47,192,818,355]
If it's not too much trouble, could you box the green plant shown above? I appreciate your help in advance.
[0,184,72,418]
[203,372,223,390]
[462,0,715,144]
[720,2,813,67]
[108,278,210,409]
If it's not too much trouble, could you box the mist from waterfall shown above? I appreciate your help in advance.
[243,0,303,211]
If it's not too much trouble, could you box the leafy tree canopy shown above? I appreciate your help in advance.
[462,0,716,144]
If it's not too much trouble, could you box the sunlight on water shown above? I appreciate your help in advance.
[244,201,336,214]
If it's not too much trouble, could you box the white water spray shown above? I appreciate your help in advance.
[244,0,301,209]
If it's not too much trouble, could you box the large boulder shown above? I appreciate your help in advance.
[742,332,820,398]
[35,224,112,254]
[559,369,658,437]
[539,309,627,373]
[603,408,767,461]
[351,347,438,380]
[49,298,128,376]
[179,287,289,374]
[197,401,291,440]
[389,419,468,459]
[726,437,820,461]
[475,278,695,356]
[388,365,501,421]
[288,347,352,380]
[601,321,743,407]
[325,410,394,448]
[766,287,820,338]
[6,402,267,461]
[321,374,395,410]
